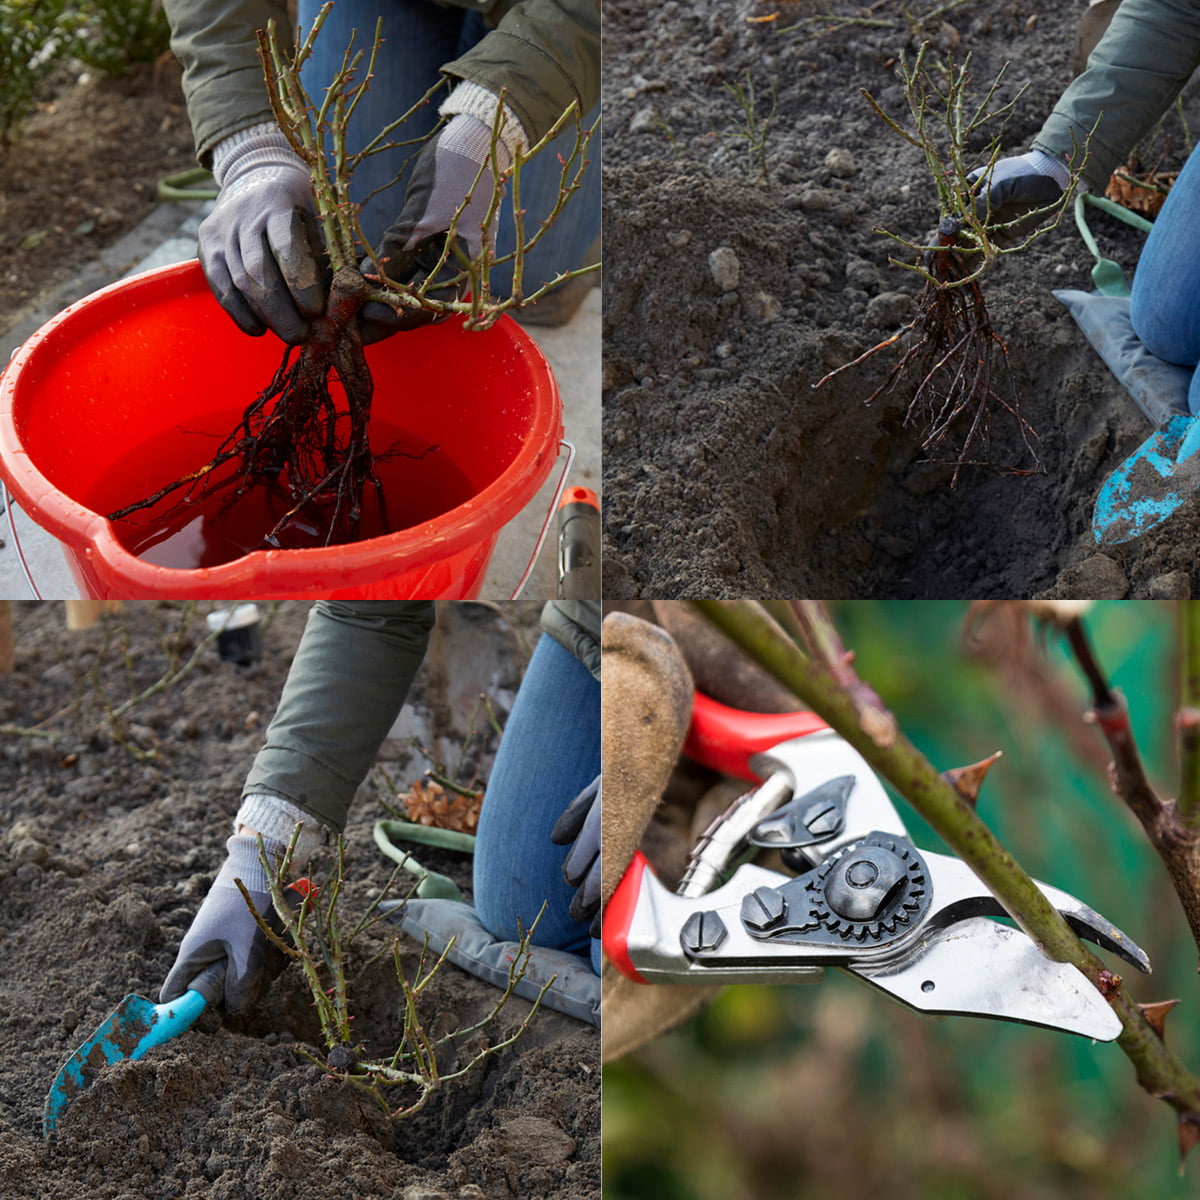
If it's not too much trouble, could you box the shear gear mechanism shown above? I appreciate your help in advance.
[809,835,928,942]
[737,832,931,949]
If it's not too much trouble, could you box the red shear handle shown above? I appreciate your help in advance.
[683,692,827,782]
[603,851,651,983]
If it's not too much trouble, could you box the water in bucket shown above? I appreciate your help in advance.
[1,261,562,599]
[86,410,476,569]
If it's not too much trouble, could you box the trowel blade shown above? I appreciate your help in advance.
[1093,415,1200,546]
[43,985,211,1139]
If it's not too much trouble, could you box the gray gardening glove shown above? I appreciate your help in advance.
[357,112,512,345]
[551,775,601,938]
[160,833,289,1014]
[968,149,1071,225]
[200,124,329,345]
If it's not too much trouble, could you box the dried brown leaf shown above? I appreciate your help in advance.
[399,778,483,835]
[1106,167,1176,217]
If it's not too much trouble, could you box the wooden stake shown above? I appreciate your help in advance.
[64,600,122,631]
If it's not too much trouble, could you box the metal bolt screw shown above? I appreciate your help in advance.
[741,886,788,933]
[752,776,851,848]
[846,860,879,888]
[824,846,909,922]
[802,799,844,839]
[681,909,728,955]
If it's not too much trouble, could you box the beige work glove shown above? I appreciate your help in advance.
[601,606,811,1062]
[601,611,720,1062]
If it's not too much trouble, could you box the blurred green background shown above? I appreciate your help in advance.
[604,601,1196,1200]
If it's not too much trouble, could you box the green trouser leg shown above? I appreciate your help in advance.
[242,601,436,832]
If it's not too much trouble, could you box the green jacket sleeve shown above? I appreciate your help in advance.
[242,601,436,833]
[1033,0,1200,191]
[162,0,289,166]
[163,0,597,167]
[440,0,599,142]
[541,600,600,681]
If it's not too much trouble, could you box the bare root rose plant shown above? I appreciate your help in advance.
[817,44,1090,485]
[110,1,596,548]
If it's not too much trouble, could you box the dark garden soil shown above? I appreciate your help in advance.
[0,60,195,322]
[602,0,1200,599]
[0,601,598,1200]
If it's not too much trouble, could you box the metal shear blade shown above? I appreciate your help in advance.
[852,918,1122,1041]
[922,853,1151,974]
[845,849,1148,1042]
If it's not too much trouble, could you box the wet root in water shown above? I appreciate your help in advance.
[108,269,415,547]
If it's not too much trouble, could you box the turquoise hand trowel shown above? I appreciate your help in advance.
[43,962,225,1139]
[1093,413,1200,546]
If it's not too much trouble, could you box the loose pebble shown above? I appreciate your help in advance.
[1061,554,1128,599]
[747,291,782,322]
[797,187,834,211]
[865,291,916,329]
[708,246,740,292]
[824,147,858,176]
[12,837,48,865]
[1148,570,1192,599]
[629,105,658,134]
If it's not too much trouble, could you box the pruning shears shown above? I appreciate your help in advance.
[603,693,1149,1042]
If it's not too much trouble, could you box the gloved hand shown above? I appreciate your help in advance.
[551,775,601,937]
[968,149,1071,225]
[199,124,328,345]
[357,112,512,345]
[356,236,460,346]
[160,833,289,1014]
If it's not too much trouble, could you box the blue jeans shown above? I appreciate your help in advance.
[1129,144,1200,413]
[473,631,601,971]
[297,0,599,298]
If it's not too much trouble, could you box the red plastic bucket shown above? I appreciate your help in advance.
[0,259,562,599]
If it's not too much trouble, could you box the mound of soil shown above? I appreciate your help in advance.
[603,0,1200,598]
[0,602,598,1200]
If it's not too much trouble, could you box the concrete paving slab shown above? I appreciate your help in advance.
[0,202,598,601]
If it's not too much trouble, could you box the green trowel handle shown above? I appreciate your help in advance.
[1074,191,1154,298]
[373,819,475,901]
[157,166,219,202]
